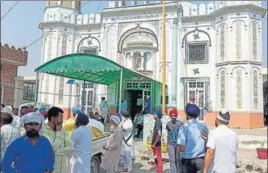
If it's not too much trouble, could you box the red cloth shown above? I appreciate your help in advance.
[153,146,163,173]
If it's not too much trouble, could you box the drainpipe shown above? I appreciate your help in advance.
[171,17,178,107]
[81,81,86,113]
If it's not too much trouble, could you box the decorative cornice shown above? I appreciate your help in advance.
[182,4,266,23]
[216,61,262,67]
[102,2,182,17]
[0,43,28,66]
[39,22,101,31]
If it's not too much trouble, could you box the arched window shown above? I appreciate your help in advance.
[253,70,258,109]
[143,52,151,70]
[133,52,142,70]
[236,69,242,109]
[252,22,257,60]
[235,21,241,60]
[220,70,226,108]
[220,25,225,61]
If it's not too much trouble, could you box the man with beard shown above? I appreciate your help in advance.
[177,103,208,173]
[1,112,55,173]
[43,107,71,173]
[166,109,183,173]
[203,111,238,173]
[0,107,20,162]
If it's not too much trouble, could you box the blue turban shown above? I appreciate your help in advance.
[155,110,162,118]
[38,106,47,112]
[76,112,89,126]
[72,107,81,115]
[185,103,200,118]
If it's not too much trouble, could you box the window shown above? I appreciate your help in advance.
[186,42,208,64]
[23,83,36,101]
[87,90,93,106]
[83,83,94,89]
[83,48,97,55]
[0,86,4,103]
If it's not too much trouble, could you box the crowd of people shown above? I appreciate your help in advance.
[0,102,239,173]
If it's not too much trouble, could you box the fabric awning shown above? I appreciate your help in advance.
[35,53,162,85]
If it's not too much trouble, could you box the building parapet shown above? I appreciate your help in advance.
[0,43,28,66]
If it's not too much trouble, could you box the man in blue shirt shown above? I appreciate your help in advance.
[177,103,208,173]
[1,112,55,173]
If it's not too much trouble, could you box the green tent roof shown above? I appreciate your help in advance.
[35,53,162,85]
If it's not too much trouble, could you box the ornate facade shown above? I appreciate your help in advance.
[38,1,266,128]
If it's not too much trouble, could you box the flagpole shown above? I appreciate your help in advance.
[161,0,166,114]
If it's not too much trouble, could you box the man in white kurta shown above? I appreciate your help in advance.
[70,112,92,173]
[203,111,239,173]
[119,111,134,172]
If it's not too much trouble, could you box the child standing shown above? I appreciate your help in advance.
[166,109,183,173]
[151,110,163,173]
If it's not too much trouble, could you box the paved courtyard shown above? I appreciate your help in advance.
[129,127,268,173]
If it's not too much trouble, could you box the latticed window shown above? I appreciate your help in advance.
[252,22,257,60]
[220,71,226,108]
[253,70,258,109]
[87,90,93,106]
[235,21,241,60]
[186,43,208,64]
[220,25,225,61]
[23,83,36,101]
[236,69,242,109]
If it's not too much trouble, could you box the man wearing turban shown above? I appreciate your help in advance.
[177,103,208,173]
[119,110,134,172]
[1,112,55,173]
[69,112,92,173]
[203,111,238,173]
[0,106,20,162]
[100,115,123,173]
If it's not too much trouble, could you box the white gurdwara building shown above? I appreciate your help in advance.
[38,1,266,128]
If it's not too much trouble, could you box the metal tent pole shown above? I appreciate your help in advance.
[35,72,40,107]
[81,81,86,113]
[119,69,123,112]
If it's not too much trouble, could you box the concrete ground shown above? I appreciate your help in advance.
[131,141,267,173]
[130,127,268,173]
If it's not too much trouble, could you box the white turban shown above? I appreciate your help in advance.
[110,115,121,125]
[23,112,43,124]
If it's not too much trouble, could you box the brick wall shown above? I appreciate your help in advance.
[1,43,28,108]
[1,64,17,105]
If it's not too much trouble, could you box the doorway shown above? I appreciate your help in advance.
[125,90,142,119]
[186,81,207,121]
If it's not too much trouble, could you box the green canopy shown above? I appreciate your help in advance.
[35,53,162,85]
